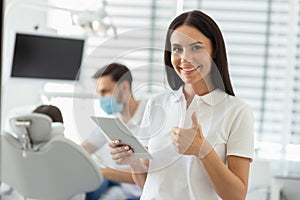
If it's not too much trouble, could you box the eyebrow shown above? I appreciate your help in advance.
[171,41,204,46]
[99,88,109,93]
[189,41,203,46]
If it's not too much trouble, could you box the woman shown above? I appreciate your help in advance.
[109,10,254,200]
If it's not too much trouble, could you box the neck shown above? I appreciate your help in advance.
[183,77,215,108]
[120,96,139,123]
[191,76,215,95]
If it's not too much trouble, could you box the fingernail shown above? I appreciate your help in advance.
[124,146,129,150]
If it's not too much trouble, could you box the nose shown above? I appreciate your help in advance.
[180,51,193,63]
[180,57,193,63]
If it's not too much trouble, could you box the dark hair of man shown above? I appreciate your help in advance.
[93,63,133,91]
[33,105,64,123]
[164,10,235,96]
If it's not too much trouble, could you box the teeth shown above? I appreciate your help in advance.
[181,66,201,72]
[182,68,195,72]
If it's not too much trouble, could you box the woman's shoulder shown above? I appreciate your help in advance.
[227,94,253,113]
[210,89,250,109]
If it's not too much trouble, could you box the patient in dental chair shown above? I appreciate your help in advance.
[1,104,103,200]
[32,104,63,122]
[32,104,65,135]
[0,104,66,197]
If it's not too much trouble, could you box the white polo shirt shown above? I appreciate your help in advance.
[139,87,254,200]
[86,99,147,198]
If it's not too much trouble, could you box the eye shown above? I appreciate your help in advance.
[172,46,183,53]
[192,45,203,51]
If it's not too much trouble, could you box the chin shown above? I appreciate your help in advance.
[185,78,205,86]
[181,77,194,84]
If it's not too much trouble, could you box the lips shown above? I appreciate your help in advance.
[179,65,202,72]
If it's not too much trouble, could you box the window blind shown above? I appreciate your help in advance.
[292,0,300,144]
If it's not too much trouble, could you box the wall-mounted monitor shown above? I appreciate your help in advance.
[10,32,85,81]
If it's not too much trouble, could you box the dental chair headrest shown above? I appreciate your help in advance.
[9,113,64,145]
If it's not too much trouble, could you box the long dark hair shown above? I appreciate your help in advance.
[164,10,235,96]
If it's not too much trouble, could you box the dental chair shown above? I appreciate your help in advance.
[0,113,103,200]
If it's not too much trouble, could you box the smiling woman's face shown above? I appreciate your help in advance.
[170,25,214,85]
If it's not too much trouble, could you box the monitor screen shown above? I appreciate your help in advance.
[11,33,85,80]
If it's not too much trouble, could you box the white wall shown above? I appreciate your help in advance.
[1,0,101,143]
[2,0,48,129]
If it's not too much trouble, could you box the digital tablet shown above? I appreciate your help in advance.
[91,116,152,159]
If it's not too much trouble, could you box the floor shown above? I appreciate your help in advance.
[0,184,126,200]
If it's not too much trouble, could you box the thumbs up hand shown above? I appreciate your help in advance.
[172,112,205,156]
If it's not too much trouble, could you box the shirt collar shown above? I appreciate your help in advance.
[172,86,228,107]
[199,88,228,106]
[172,86,185,102]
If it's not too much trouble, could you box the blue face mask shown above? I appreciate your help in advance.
[99,96,123,115]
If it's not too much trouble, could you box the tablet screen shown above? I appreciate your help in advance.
[91,116,151,159]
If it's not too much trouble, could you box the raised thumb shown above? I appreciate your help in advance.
[191,112,198,129]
